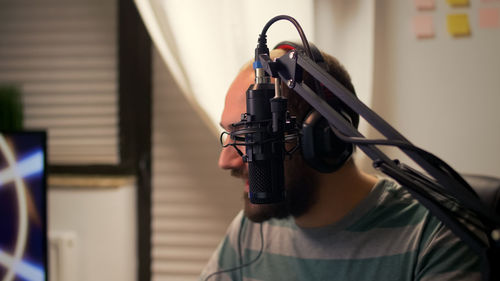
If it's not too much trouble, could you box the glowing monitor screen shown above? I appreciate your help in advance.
[0,131,47,281]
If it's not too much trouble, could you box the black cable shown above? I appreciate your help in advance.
[258,16,478,216]
[237,218,244,280]
[258,15,477,212]
[258,15,314,61]
[328,124,500,230]
[327,124,478,195]
[204,223,264,281]
[259,15,478,205]
[399,163,487,232]
[254,14,498,280]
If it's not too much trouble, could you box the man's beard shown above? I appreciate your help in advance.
[234,155,319,223]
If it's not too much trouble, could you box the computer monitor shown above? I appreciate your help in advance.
[0,131,47,281]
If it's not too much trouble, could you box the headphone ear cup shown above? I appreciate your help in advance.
[301,110,353,173]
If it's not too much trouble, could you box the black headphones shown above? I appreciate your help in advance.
[273,41,354,173]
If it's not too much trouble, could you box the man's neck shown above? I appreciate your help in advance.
[294,160,378,228]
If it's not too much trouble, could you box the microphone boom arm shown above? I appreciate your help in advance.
[257,51,500,281]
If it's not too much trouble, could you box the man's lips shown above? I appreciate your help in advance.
[230,168,249,193]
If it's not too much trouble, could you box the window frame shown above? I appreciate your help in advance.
[47,0,152,280]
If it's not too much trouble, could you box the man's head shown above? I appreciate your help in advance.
[219,44,358,222]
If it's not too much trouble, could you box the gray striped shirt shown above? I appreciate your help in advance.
[200,179,481,281]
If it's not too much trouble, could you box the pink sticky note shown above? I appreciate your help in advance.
[479,8,500,28]
[414,0,436,10]
[413,14,435,38]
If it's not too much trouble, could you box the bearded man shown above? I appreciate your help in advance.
[200,44,480,281]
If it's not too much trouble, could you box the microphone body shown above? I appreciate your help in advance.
[246,83,286,204]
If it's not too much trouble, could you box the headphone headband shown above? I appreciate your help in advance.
[273,41,325,64]
[272,40,354,173]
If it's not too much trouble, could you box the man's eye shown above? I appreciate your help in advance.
[232,135,245,142]
[228,128,245,140]
[219,129,245,147]
[230,123,245,131]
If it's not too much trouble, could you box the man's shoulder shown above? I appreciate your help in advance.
[377,178,415,203]
[375,178,430,213]
[346,178,432,231]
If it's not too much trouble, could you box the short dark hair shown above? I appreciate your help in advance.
[273,48,360,130]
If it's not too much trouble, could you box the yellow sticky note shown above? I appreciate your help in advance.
[447,0,469,6]
[447,14,471,36]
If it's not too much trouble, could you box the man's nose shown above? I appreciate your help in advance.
[218,145,244,170]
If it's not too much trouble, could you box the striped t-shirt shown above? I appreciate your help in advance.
[200,179,481,281]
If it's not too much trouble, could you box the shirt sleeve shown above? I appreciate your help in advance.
[415,216,482,281]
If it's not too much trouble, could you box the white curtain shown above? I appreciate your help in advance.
[134,0,315,132]
[134,0,377,176]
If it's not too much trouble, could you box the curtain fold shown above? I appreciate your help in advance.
[134,0,314,132]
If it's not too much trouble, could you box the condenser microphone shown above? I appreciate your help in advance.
[245,68,287,204]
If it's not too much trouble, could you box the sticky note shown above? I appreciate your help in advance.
[414,0,435,10]
[447,0,469,6]
[447,14,471,36]
[413,14,435,38]
[479,8,500,28]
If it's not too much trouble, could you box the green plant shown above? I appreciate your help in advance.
[0,85,23,130]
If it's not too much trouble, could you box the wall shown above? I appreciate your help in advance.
[373,0,500,176]
[313,0,375,108]
[48,178,137,281]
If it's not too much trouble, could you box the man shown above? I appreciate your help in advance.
[200,45,481,281]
